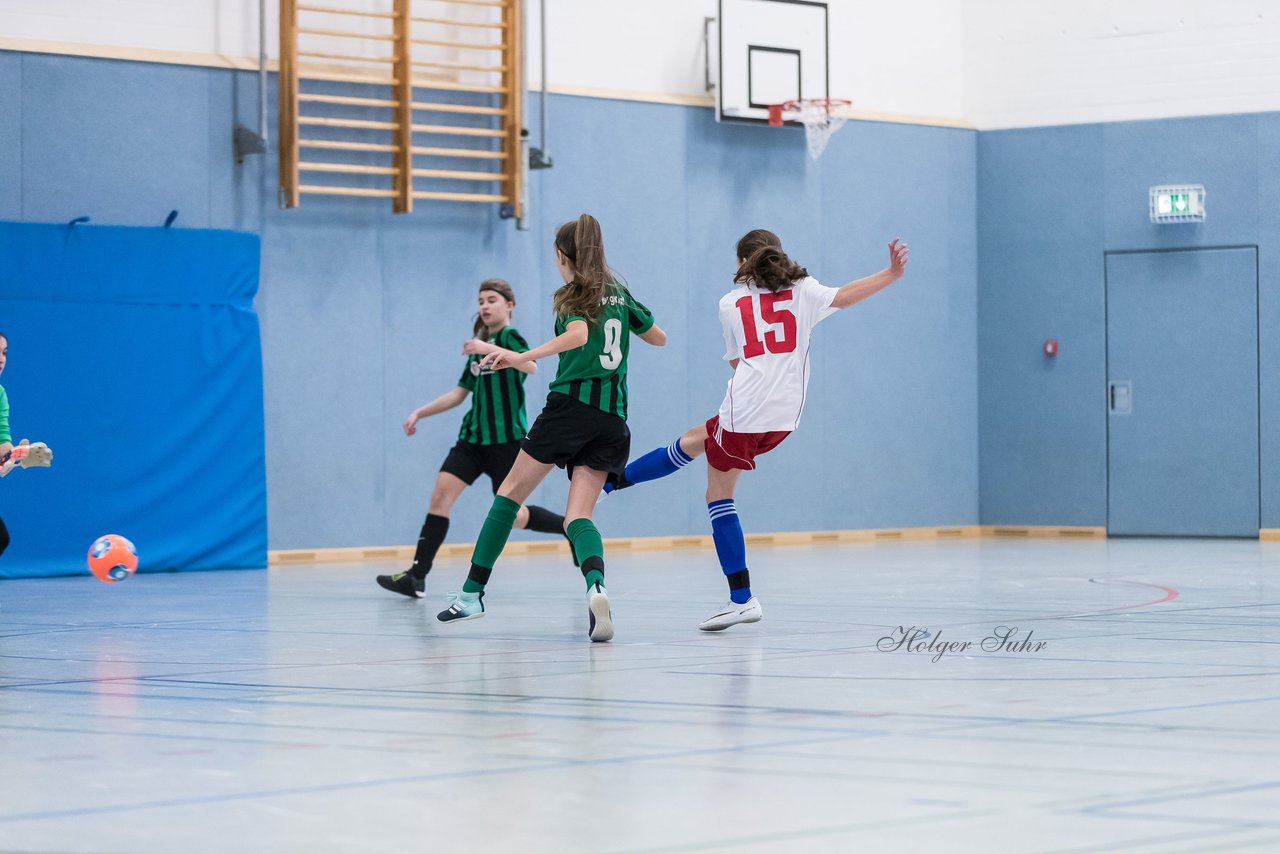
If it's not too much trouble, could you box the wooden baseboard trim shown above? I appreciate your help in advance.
[981,525,1107,539]
[262,525,1280,564]
[268,525,988,565]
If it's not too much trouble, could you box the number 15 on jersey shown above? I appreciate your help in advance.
[735,292,797,358]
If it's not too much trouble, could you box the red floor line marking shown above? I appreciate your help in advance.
[1053,579,1180,620]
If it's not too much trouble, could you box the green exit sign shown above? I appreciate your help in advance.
[1158,193,1189,214]
[1150,185,1206,223]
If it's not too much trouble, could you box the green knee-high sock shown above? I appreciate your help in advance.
[464,495,520,593]
[566,518,605,588]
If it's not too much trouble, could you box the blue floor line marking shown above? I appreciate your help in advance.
[0,731,886,823]
[1078,781,1280,813]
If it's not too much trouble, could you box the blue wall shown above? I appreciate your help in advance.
[978,114,1280,528]
[0,50,979,550]
[12,51,1274,543]
[0,223,267,577]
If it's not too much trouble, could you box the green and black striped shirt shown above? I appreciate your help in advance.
[549,284,655,420]
[457,326,530,445]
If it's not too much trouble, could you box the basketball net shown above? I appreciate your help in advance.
[768,99,851,159]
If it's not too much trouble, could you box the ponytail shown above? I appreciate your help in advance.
[552,214,616,324]
[471,278,516,341]
[733,229,808,292]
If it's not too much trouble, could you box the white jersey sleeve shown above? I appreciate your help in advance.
[720,294,741,361]
[794,276,841,326]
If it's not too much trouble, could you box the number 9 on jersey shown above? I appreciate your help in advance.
[599,318,623,370]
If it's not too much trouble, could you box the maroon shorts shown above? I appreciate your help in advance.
[704,416,791,472]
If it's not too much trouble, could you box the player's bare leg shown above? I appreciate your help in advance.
[428,472,468,516]
[705,461,741,503]
[677,423,709,461]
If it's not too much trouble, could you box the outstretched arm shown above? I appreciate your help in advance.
[463,338,536,375]
[830,238,909,310]
[482,320,589,371]
[0,440,53,476]
[403,387,469,436]
[0,438,21,467]
[637,323,667,346]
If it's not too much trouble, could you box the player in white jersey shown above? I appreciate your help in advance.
[715,268,838,435]
[604,229,908,630]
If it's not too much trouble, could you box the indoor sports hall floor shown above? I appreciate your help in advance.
[1,538,1277,853]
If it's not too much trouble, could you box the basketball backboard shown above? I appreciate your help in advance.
[715,0,830,124]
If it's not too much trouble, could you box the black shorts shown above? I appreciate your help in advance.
[521,392,631,484]
[439,440,522,493]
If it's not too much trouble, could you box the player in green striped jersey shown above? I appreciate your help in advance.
[376,280,568,599]
[456,323,530,446]
[544,281,654,419]
[436,214,667,641]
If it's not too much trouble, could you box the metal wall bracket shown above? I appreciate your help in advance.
[704,16,717,92]
[234,125,266,165]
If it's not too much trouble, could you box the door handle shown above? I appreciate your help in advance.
[1109,381,1132,415]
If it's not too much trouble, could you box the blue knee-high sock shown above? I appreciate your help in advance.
[708,499,752,604]
[603,438,695,493]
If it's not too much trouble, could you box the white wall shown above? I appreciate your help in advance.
[0,0,968,123]
[26,1,1280,130]
[964,0,1280,129]
[0,0,268,61]
[527,0,966,121]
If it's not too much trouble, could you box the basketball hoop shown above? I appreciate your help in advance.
[767,98,852,159]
